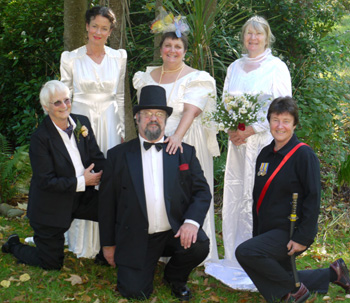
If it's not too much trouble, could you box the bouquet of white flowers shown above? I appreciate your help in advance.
[208,92,269,132]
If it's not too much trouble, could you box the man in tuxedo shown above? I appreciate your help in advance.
[99,85,211,301]
[1,80,105,270]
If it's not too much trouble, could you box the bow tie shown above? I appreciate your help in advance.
[143,141,163,152]
[64,125,73,138]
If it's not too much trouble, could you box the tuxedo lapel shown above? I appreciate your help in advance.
[70,115,86,165]
[44,116,73,166]
[126,139,148,220]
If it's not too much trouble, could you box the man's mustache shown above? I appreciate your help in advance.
[147,121,160,127]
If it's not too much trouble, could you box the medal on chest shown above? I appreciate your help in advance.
[257,163,269,176]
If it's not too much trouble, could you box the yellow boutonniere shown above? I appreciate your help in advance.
[74,119,89,143]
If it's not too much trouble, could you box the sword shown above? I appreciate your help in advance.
[289,193,300,288]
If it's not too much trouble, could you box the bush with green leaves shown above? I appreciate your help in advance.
[0,0,64,147]
[0,134,31,204]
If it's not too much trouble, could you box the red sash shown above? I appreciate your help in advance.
[256,143,308,215]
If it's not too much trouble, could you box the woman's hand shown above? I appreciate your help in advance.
[228,126,255,146]
[228,130,245,146]
[164,103,202,155]
[84,163,103,186]
[165,133,183,154]
[287,240,307,256]
[102,246,116,268]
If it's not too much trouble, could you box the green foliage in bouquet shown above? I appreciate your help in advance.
[208,93,267,132]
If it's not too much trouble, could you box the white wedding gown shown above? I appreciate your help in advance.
[133,68,220,262]
[205,49,292,290]
[60,45,127,258]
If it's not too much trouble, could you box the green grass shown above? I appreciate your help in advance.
[0,217,264,303]
[1,210,350,303]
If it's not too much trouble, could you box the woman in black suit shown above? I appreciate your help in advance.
[1,80,105,270]
[236,97,350,302]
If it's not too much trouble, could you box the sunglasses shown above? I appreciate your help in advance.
[50,98,71,107]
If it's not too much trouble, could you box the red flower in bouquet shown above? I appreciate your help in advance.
[205,92,268,132]
[238,123,246,131]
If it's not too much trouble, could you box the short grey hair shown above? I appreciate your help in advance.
[39,80,69,114]
[241,15,275,53]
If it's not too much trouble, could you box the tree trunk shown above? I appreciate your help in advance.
[109,0,136,141]
[63,0,87,51]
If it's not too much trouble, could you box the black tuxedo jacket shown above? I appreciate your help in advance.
[98,138,211,270]
[27,114,105,228]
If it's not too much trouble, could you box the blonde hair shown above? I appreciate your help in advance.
[39,80,69,114]
[241,16,275,53]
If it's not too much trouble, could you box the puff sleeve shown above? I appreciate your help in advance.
[60,51,74,95]
[115,49,127,137]
[182,72,220,156]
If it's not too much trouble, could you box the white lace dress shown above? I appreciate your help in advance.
[60,45,127,258]
[133,67,220,262]
[205,49,292,290]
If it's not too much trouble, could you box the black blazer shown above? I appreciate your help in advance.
[27,114,105,228]
[252,134,321,247]
[98,138,211,270]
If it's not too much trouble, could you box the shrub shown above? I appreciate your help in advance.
[0,0,64,146]
[0,134,31,203]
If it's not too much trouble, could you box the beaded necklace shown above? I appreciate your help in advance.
[158,64,185,102]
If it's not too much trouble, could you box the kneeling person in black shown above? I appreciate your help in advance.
[236,97,350,302]
[2,80,105,270]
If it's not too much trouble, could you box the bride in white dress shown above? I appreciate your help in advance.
[60,6,127,258]
[133,31,220,262]
[205,16,292,290]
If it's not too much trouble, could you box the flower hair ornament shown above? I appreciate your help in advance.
[150,7,190,38]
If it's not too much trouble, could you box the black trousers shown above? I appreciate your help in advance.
[117,230,209,300]
[236,229,330,303]
[11,190,99,270]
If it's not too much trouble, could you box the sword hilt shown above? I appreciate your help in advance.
[289,193,299,222]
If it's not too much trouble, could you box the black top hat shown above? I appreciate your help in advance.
[133,85,173,116]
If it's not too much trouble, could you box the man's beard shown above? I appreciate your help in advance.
[144,121,162,141]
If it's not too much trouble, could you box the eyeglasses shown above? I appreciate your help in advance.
[139,111,166,118]
[50,98,71,107]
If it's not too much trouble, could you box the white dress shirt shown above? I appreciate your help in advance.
[52,116,85,192]
[139,135,200,235]
[139,135,171,234]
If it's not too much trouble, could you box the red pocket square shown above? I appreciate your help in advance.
[179,164,189,171]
